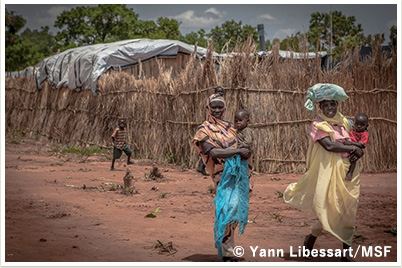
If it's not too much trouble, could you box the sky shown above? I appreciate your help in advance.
[4,2,399,43]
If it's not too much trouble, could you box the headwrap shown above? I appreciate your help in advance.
[193,94,237,176]
[304,83,349,111]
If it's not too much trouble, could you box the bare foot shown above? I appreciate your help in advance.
[110,166,115,171]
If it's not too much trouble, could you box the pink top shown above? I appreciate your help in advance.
[309,118,351,158]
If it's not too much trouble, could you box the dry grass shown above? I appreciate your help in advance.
[5,42,396,173]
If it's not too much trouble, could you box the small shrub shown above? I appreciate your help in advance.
[275,190,284,198]
[272,212,283,222]
[159,192,171,198]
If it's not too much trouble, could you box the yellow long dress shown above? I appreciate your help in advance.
[283,111,360,246]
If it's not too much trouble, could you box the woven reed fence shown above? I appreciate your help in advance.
[5,42,397,173]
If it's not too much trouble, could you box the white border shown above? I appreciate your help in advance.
[1,1,400,267]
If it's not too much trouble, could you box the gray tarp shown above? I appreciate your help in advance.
[256,50,327,59]
[35,39,212,95]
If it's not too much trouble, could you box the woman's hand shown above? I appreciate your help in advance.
[343,140,352,145]
[350,146,364,161]
[238,148,251,159]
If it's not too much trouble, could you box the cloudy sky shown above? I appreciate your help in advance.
[5,2,398,42]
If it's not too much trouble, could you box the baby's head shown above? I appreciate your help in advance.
[214,86,224,96]
[118,118,126,129]
[354,113,368,132]
[234,109,250,131]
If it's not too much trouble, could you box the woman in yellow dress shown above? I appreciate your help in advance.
[283,84,364,262]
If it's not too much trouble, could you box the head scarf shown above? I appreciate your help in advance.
[206,93,226,122]
[304,83,349,111]
[193,94,237,176]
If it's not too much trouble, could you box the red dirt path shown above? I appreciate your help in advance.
[4,137,398,263]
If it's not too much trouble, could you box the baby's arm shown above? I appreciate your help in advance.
[344,140,365,149]
[242,128,253,150]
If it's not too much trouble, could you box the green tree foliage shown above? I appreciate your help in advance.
[6,37,43,71]
[278,32,309,51]
[21,26,57,57]
[308,11,363,58]
[208,20,258,52]
[362,33,385,46]
[134,20,158,37]
[180,29,208,47]
[152,17,181,39]
[54,5,139,46]
[5,8,26,45]
[5,9,43,71]
[389,25,397,47]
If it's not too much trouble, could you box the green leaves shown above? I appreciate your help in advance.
[207,20,258,52]
[54,5,140,46]
[308,11,364,59]
[389,25,397,47]
[5,8,47,71]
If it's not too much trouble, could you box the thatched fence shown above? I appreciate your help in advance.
[5,42,397,173]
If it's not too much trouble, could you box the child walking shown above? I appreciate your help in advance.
[111,118,134,170]
[344,113,369,181]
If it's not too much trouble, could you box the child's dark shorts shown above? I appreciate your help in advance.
[113,144,132,159]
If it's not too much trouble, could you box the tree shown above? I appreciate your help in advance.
[389,25,397,47]
[152,17,181,40]
[133,20,158,38]
[5,8,26,45]
[5,9,43,71]
[6,37,43,71]
[180,29,208,47]
[361,33,385,47]
[54,4,139,47]
[308,11,363,58]
[21,26,57,57]
[208,20,258,52]
[278,32,309,51]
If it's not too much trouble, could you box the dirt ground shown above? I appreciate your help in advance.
[4,136,398,263]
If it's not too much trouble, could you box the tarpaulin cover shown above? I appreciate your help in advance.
[35,39,212,95]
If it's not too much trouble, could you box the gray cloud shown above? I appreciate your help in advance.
[205,7,226,18]
[251,13,281,26]
[273,28,297,40]
[36,6,73,28]
[171,9,225,29]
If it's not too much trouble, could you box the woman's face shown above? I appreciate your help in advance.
[209,100,225,119]
[319,100,338,118]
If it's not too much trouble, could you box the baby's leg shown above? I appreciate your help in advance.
[345,161,356,181]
